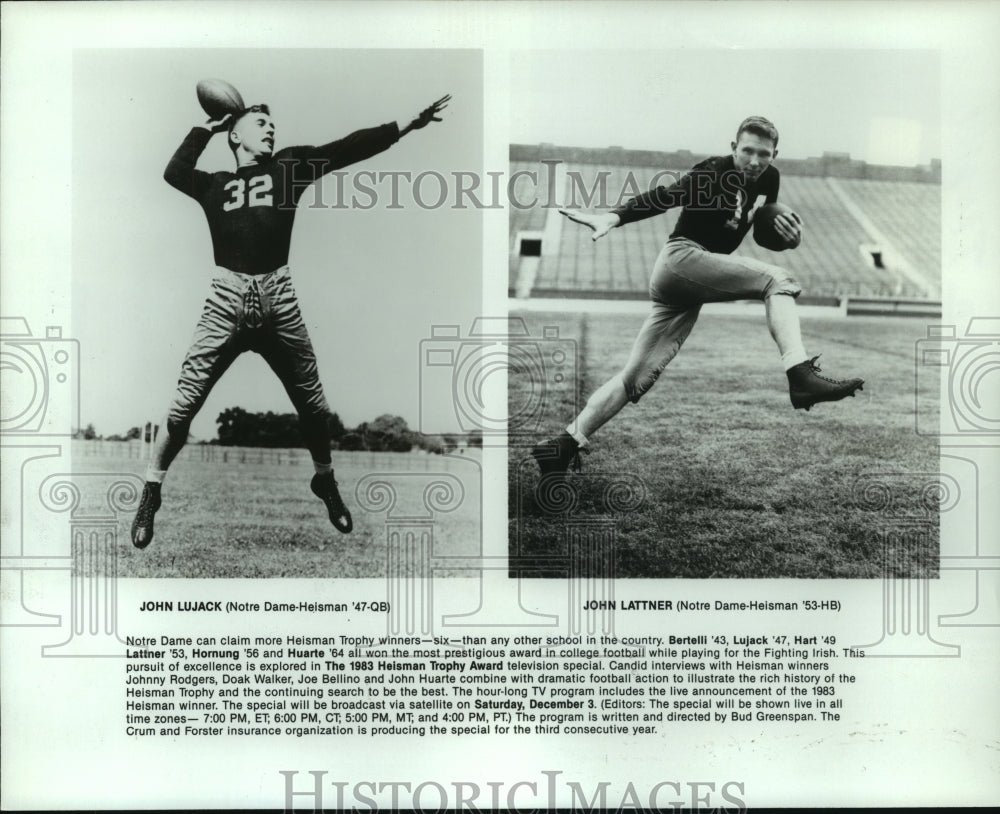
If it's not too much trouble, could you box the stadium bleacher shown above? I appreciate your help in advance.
[837,178,941,296]
[509,145,941,306]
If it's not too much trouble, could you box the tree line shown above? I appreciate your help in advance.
[75,409,483,454]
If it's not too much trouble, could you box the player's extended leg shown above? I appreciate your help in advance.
[258,269,352,533]
[132,277,246,549]
[532,299,701,475]
[576,374,630,439]
[149,422,189,473]
[764,291,807,366]
[661,238,864,410]
[765,293,865,410]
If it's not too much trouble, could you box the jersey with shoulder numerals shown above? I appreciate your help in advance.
[612,155,780,254]
[164,123,399,275]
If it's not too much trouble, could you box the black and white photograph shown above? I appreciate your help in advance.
[508,49,944,579]
[70,49,483,577]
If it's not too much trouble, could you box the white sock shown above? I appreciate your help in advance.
[313,460,333,476]
[781,348,809,371]
[565,425,589,448]
[145,467,167,484]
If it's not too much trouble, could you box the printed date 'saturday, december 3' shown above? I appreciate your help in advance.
[123,631,862,738]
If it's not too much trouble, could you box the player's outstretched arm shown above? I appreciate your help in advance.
[559,209,621,242]
[300,95,448,181]
[164,113,232,196]
[399,94,451,138]
[199,113,233,134]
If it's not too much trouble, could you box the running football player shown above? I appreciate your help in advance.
[131,94,450,548]
[533,116,864,474]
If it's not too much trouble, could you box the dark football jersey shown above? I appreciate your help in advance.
[164,123,399,275]
[612,155,780,255]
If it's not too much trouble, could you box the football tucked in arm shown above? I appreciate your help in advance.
[753,202,802,252]
[196,79,246,120]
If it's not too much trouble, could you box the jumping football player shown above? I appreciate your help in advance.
[131,93,450,548]
[533,116,864,474]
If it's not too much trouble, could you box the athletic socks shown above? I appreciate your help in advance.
[565,425,589,448]
[781,347,809,372]
[144,467,167,484]
[313,460,333,476]
[765,293,808,371]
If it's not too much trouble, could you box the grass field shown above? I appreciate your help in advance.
[73,444,482,578]
[508,307,940,579]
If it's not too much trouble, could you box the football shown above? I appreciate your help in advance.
[753,202,802,251]
[196,79,245,121]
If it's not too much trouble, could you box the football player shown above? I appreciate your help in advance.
[131,94,450,548]
[533,116,864,474]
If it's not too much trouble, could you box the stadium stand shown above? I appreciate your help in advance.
[509,145,941,308]
[837,178,941,296]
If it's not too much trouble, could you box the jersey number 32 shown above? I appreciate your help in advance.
[222,176,274,211]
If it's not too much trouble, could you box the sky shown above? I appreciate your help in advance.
[511,50,941,166]
[72,49,483,440]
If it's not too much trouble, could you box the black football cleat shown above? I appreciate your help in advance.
[131,482,162,549]
[531,431,587,475]
[787,355,865,411]
[311,472,353,534]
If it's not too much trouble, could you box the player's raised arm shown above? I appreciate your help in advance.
[163,113,232,198]
[559,209,621,242]
[203,113,234,134]
[294,94,451,183]
[398,94,450,138]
